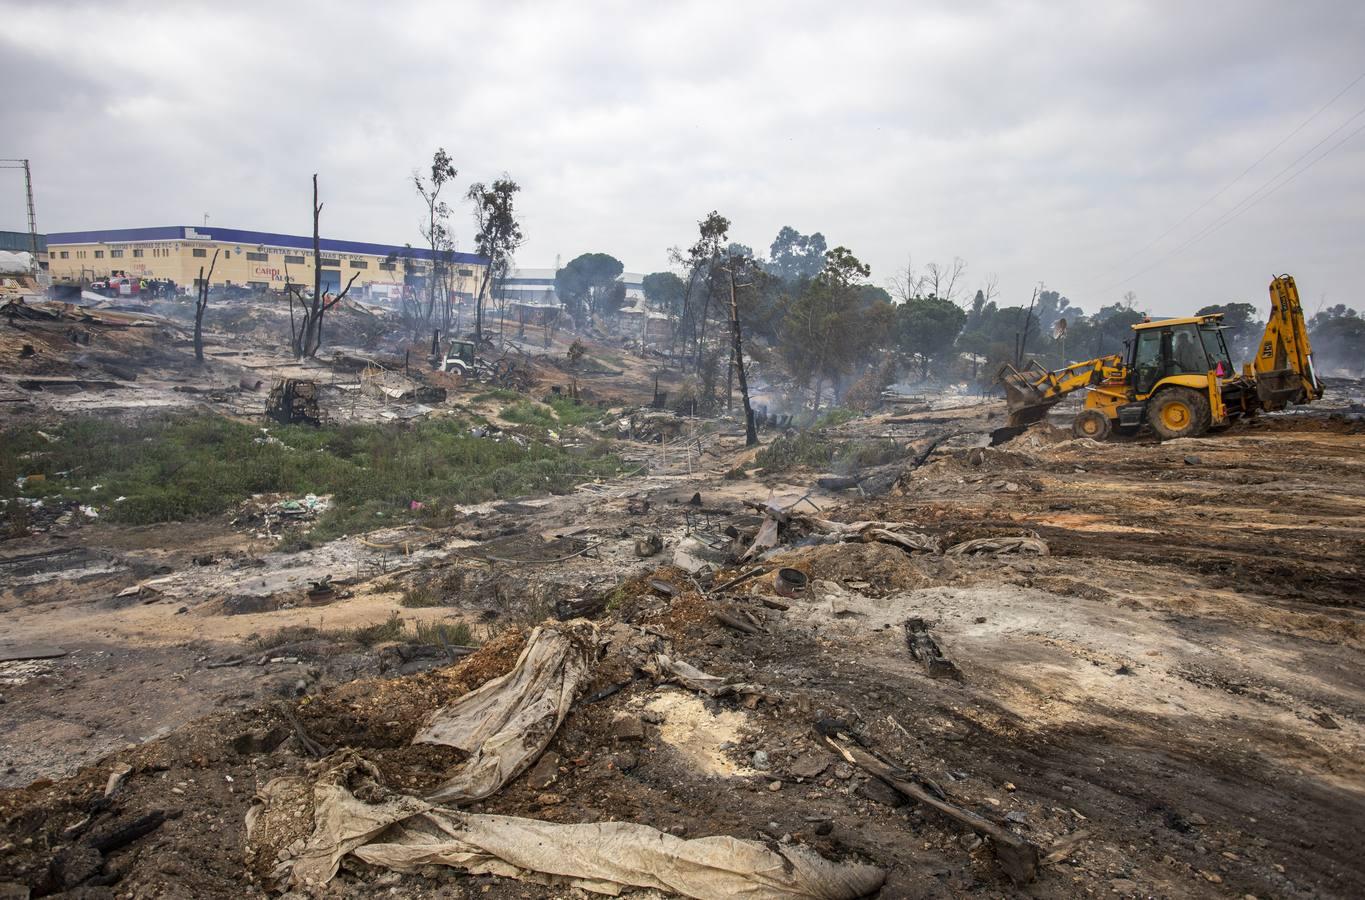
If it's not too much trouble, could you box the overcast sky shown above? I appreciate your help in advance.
[3,0,1363,316]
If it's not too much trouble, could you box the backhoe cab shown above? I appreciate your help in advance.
[998,274,1323,441]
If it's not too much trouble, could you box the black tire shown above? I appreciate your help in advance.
[1072,410,1112,440]
[1148,387,1210,440]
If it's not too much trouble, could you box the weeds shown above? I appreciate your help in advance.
[500,401,558,429]
[400,585,444,608]
[347,612,406,646]
[413,619,474,647]
[755,432,907,474]
[813,406,859,428]
[0,412,623,538]
[276,527,312,554]
[546,397,604,427]
[248,612,477,652]
[471,388,523,404]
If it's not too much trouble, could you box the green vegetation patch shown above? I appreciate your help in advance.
[500,400,559,429]
[546,397,606,427]
[471,388,523,404]
[1,412,623,539]
[812,406,859,428]
[755,432,907,474]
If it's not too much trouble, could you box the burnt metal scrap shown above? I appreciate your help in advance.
[265,377,321,426]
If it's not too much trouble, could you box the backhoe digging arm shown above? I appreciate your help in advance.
[1254,274,1323,408]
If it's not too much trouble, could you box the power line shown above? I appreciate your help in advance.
[1101,113,1365,290]
[1111,68,1365,270]
[1163,101,1365,250]
[1201,117,1365,234]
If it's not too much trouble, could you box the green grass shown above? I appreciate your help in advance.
[348,611,407,645]
[0,412,623,538]
[813,406,859,428]
[500,397,606,430]
[471,388,523,404]
[547,397,604,427]
[400,585,444,608]
[413,619,474,647]
[500,401,559,429]
[755,432,907,474]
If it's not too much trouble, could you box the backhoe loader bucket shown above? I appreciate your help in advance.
[996,361,1058,427]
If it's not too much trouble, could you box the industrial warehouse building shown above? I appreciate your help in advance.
[44,225,487,300]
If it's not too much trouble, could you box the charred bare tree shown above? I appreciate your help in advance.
[889,255,927,304]
[727,253,759,446]
[926,257,967,302]
[1014,284,1040,366]
[285,174,360,359]
[193,248,220,362]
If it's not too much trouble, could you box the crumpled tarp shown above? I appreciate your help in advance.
[248,751,885,898]
[417,620,598,804]
[357,813,887,898]
[945,536,1049,557]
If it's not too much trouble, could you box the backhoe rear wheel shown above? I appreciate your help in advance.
[1072,410,1112,440]
[1148,387,1210,440]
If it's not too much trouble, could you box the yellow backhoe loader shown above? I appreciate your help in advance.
[997,274,1323,440]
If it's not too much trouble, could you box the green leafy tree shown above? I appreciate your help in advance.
[641,271,686,316]
[766,226,827,283]
[1309,304,1365,376]
[414,148,458,338]
[1063,302,1147,362]
[1195,301,1263,363]
[779,247,888,408]
[556,253,625,324]
[467,176,525,343]
[895,295,967,379]
[677,212,732,369]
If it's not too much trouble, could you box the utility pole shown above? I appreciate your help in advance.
[1,159,40,257]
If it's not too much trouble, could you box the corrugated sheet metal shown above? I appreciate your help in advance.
[0,230,47,252]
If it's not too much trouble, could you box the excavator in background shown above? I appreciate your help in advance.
[997,274,1323,440]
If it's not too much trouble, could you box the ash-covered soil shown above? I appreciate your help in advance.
[1,407,1362,898]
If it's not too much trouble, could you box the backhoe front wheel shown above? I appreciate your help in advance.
[1072,410,1112,440]
[1148,387,1210,440]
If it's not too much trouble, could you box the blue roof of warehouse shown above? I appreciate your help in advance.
[44,226,486,265]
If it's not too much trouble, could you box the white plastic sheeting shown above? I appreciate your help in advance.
[248,751,885,898]
[416,620,598,804]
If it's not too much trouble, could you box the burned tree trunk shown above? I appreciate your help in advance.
[728,259,758,446]
[193,249,220,362]
[286,175,359,359]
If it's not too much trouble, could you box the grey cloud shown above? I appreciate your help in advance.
[2,0,1362,315]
